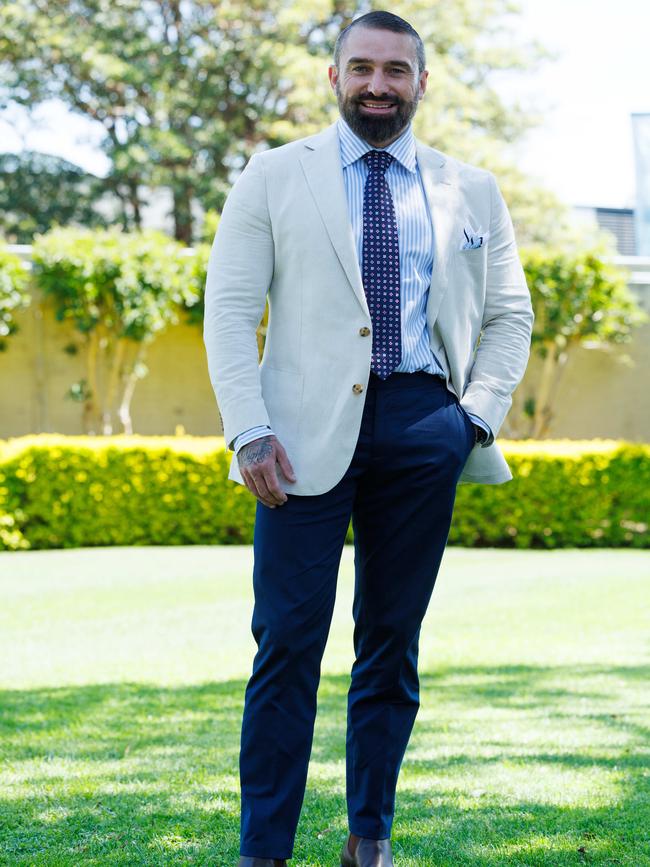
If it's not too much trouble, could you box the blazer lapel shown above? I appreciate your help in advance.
[299,124,369,316]
[417,143,459,324]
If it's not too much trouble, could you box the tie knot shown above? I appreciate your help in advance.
[364,150,393,175]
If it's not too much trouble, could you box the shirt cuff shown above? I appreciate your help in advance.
[466,412,493,447]
[231,425,274,454]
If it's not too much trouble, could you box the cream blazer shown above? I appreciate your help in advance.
[203,123,534,494]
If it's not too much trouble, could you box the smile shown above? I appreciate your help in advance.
[359,101,397,113]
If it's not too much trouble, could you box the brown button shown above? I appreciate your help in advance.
[359,326,371,336]
[352,383,364,394]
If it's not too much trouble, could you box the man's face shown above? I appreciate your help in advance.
[328,26,428,147]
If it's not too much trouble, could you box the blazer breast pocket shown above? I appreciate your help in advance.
[455,246,487,281]
[458,245,486,260]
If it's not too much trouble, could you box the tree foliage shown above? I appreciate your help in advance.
[0,0,565,243]
[31,227,204,434]
[0,242,31,351]
[0,151,110,244]
[515,242,647,438]
[0,0,329,242]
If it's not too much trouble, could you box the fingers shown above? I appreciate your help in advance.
[237,435,295,508]
[250,465,286,508]
[242,471,280,509]
[275,441,296,484]
[240,462,283,508]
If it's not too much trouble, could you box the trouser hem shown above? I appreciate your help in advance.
[240,843,293,860]
[348,822,391,840]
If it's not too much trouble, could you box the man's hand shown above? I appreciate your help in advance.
[472,423,489,446]
[237,435,296,508]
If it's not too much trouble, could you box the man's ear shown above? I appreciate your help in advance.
[418,69,429,99]
[328,64,339,92]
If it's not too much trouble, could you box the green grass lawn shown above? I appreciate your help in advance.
[0,546,649,866]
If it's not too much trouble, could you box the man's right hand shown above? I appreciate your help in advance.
[237,435,296,508]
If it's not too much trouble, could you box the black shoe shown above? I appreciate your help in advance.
[237,859,287,867]
[340,836,394,867]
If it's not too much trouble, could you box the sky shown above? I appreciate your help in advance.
[1,0,649,210]
[500,0,650,208]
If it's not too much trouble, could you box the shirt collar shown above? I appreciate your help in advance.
[337,117,417,173]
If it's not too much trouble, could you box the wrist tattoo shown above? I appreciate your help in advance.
[238,435,273,468]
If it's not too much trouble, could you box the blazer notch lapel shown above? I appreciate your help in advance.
[418,146,458,322]
[299,128,368,315]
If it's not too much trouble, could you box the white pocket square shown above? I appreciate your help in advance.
[460,227,490,250]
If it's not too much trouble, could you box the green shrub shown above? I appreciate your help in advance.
[0,436,647,551]
[31,227,203,339]
[0,435,250,550]
[452,440,649,548]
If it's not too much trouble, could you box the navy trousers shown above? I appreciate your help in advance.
[239,370,476,858]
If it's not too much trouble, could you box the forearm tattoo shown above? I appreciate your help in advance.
[238,435,274,470]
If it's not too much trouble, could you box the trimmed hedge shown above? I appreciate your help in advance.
[0,435,648,551]
[452,440,649,548]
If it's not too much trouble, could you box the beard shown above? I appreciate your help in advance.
[336,82,420,145]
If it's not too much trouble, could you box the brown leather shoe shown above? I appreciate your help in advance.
[340,835,394,867]
[237,859,287,866]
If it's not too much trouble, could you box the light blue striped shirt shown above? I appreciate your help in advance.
[232,119,490,453]
[338,117,444,378]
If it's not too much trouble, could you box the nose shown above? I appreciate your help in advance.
[366,69,390,96]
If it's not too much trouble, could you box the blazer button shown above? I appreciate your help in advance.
[352,383,364,394]
[359,326,371,336]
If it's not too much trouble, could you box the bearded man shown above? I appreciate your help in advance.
[203,10,533,867]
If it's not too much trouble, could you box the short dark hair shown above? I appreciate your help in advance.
[333,11,426,74]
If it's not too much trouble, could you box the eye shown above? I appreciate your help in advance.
[351,65,370,72]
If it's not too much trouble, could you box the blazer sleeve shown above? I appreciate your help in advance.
[459,173,534,436]
[203,153,273,449]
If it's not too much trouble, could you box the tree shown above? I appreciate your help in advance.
[0,0,330,243]
[0,242,31,351]
[0,0,564,244]
[0,151,109,243]
[31,227,204,434]
[513,242,647,438]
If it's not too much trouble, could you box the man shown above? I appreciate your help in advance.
[203,11,533,867]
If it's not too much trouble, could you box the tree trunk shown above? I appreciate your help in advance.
[101,336,127,435]
[173,184,194,244]
[118,341,148,434]
[129,180,142,229]
[84,330,101,434]
[530,341,572,438]
[81,328,147,435]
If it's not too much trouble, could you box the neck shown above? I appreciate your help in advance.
[363,128,407,148]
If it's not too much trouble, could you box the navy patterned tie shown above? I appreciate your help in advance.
[362,149,401,379]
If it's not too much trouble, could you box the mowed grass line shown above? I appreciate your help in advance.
[0,547,649,866]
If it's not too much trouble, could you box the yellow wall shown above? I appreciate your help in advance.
[0,293,220,438]
[1,283,648,442]
[503,321,650,440]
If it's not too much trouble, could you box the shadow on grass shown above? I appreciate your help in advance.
[0,665,648,865]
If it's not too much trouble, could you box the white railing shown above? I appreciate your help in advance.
[615,256,650,287]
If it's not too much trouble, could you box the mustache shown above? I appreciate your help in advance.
[354,94,401,105]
